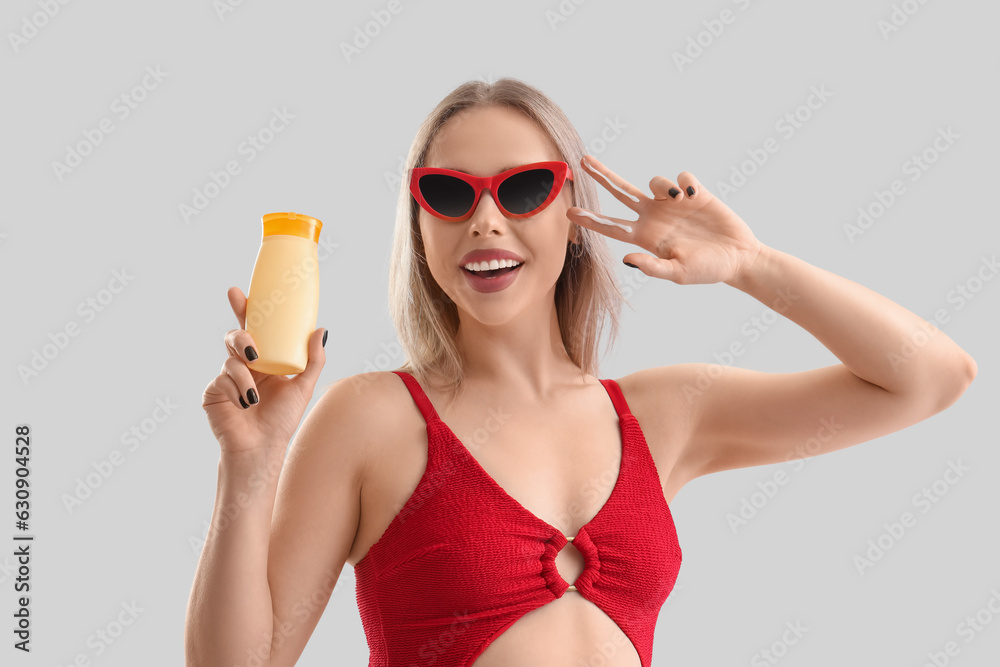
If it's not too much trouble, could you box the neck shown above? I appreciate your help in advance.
[454,292,582,403]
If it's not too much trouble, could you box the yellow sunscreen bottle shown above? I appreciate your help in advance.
[245,212,323,375]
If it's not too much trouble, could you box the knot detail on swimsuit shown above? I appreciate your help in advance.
[539,527,602,597]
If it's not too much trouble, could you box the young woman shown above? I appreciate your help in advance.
[185,78,976,667]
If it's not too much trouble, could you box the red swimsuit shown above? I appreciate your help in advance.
[353,370,682,667]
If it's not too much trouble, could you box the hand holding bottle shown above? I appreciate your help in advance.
[201,286,327,456]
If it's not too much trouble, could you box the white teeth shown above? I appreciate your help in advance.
[463,258,522,272]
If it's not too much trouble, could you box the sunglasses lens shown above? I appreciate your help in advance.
[419,174,476,218]
[498,168,557,215]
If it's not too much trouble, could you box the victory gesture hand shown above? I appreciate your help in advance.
[567,155,764,286]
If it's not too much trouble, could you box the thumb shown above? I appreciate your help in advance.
[623,254,681,282]
[292,327,328,391]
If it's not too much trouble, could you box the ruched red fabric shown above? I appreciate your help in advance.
[353,370,682,667]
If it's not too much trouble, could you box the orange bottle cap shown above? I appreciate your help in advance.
[261,212,323,243]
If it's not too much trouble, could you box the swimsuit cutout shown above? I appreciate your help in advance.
[353,370,682,667]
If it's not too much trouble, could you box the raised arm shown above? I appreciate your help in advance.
[562,156,976,485]
[636,245,976,483]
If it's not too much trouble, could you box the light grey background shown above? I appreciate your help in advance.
[2,0,997,665]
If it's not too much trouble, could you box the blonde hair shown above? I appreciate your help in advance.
[389,77,626,407]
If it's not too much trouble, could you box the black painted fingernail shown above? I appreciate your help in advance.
[247,388,258,405]
[245,346,258,361]
[239,395,249,409]
[686,186,696,197]
[668,187,680,199]
[624,261,638,269]
[322,329,328,347]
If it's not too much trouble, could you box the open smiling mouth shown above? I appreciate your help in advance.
[462,264,522,279]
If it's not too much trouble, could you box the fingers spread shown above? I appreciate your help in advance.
[580,155,646,209]
[569,207,634,239]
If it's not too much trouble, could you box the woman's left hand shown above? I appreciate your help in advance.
[566,155,764,286]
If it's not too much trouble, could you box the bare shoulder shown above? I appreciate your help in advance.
[306,370,413,486]
[614,365,698,441]
[613,365,701,497]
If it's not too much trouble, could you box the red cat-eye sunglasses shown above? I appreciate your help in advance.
[409,160,575,222]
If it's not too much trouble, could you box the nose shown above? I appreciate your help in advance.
[468,190,506,233]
